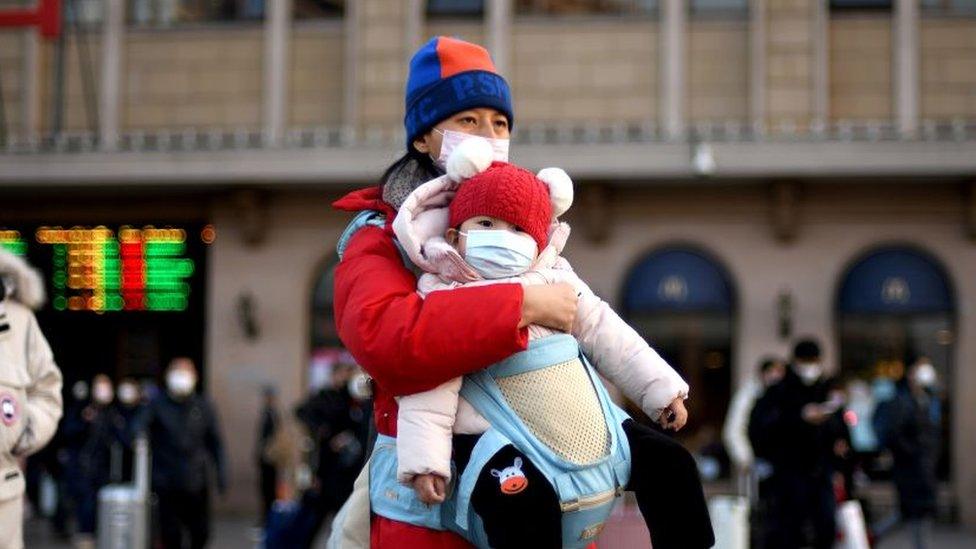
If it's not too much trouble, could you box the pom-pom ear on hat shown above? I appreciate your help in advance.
[536,167,574,217]
[446,136,494,182]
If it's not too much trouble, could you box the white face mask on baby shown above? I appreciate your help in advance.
[461,230,537,279]
[433,129,509,169]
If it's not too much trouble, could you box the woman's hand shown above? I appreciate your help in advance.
[520,283,578,333]
[659,397,688,431]
[412,473,447,504]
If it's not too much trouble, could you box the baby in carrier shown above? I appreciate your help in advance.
[390,138,708,548]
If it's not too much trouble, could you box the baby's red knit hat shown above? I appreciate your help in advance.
[449,161,553,252]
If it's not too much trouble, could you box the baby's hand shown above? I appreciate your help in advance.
[412,473,447,504]
[659,397,688,431]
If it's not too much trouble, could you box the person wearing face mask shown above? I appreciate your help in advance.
[330,36,581,549]
[0,251,63,549]
[873,357,942,548]
[722,356,785,512]
[255,385,279,526]
[59,374,124,547]
[287,363,372,548]
[383,141,711,549]
[748,338,844,549]
[132,358,226,549]
[114,378,143,484]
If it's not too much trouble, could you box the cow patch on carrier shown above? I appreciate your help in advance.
[491,457,528,495]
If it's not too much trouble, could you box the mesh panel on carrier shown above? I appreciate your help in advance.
[495,357,611,465]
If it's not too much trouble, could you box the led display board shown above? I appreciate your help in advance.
[0,225,211,313]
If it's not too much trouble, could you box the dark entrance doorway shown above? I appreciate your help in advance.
[622,246,736,479]
[836,246,955,480]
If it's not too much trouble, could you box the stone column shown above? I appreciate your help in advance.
[100,0,124,151]
[263,0,293,147]
[893,0,919,137]
[661,0,687,140]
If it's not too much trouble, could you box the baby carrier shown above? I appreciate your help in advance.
[370,334,632,548]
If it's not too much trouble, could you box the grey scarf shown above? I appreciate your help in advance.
[381,156,444,211]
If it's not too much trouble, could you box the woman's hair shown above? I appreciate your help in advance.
[381,148,438,186]
[377,146,445,210]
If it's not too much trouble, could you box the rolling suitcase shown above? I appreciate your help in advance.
[97,437,150,549]
[836,499,870,549]
[708,495,749,549]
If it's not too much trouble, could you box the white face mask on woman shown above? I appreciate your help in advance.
[93,383,114,405]
[166,370,196,397]
[118,383,140,405]
[432,129,509,169]
[913,363,937,388]
[797,362,823,385]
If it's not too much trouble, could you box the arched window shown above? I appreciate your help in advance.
[836,246,955,478]
[623,246,735,478]
[308,254,352,392]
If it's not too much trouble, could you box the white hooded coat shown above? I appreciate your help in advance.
[0,251,63,549]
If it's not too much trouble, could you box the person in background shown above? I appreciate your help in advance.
[256,385,279,525]
[873,357,942,549]
[748,338,842,549]
[0,251,64,549]
[115,377,144,483]
[53,380,94,539]
[294,362,370,546]
[723,356,785,491]
[134,358,226,549]
[61,374,124,548]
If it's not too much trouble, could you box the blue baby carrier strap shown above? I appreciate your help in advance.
[336,210,415,271]
[448,334,632,547]
[368,434,446,531]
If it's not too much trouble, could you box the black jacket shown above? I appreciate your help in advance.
[874,386,940,517]
[256,404,278,464]
[60,403,125,488]
[295,387,370,512]
[748,367,843,478]
[133,392,226,493]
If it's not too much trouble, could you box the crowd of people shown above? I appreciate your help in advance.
[22,358,227,549]
[255,361,372,549]
[722,338,944,549]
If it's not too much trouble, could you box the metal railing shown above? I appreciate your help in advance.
[3,118,976,156]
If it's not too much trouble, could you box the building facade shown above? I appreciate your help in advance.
[2,0,976,524]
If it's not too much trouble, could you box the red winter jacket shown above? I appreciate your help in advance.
[332,187,529,436]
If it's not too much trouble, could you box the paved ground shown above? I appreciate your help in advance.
[24,503,976,548]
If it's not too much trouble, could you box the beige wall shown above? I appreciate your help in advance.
[766,0,816,129]
[9,10,976,138]
[124,27,263,130]
[33,33,106,133]
[830,15,892,121]
[356,0,410,133]
[510,19,657,124]
[920,17,976,120]
[426,20,485,48]
[290,23,345,127]
[206,191,349,512]
[689,20,749,123]
[0,32,25,136]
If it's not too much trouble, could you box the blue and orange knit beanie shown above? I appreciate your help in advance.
[404,36,514,150]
